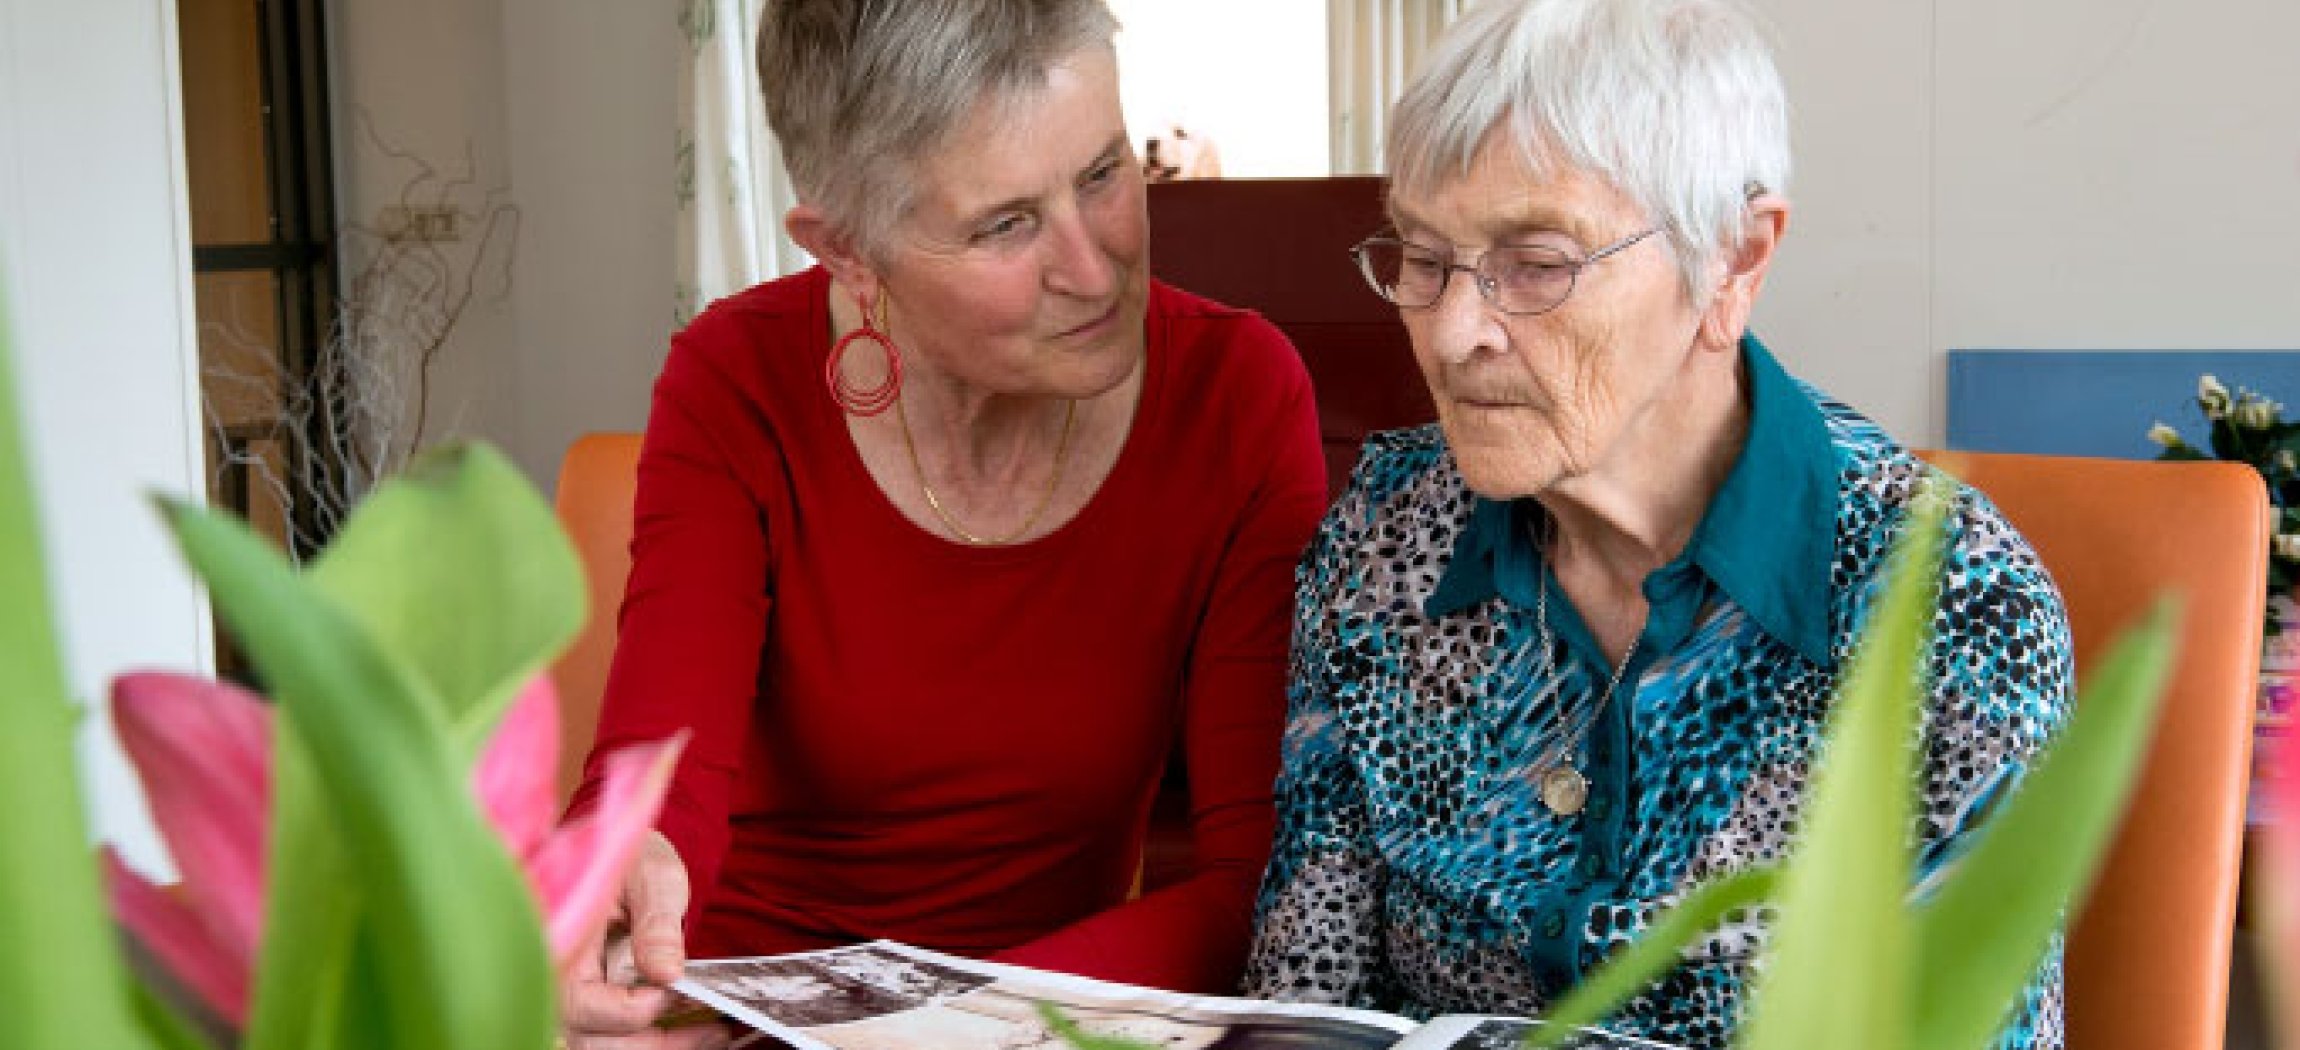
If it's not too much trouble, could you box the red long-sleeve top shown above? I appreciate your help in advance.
[574,266,1326,992]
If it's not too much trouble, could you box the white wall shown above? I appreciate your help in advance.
[1117,0,2300,446]
[497,0,677,483]
[1109,0,1330,178]
[328,0,2299,471]
[328,0,674,490]
[1750,0,2300,444]
[326,0,524,475]
[0,0,210,876]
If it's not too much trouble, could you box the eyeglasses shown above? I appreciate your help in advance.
[1349,227,1662,316]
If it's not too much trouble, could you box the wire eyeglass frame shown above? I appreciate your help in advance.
[1350,226,1662,316]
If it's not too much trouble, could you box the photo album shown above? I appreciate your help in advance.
[674,940,1686,1050]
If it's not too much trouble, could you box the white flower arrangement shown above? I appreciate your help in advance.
[2149,373,2300,636]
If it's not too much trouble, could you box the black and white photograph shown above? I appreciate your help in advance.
[814,946,999,1002]
[686,955,926,1028]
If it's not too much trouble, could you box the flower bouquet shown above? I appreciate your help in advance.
[2149,375,2296,847]
[2150,374,2300,640]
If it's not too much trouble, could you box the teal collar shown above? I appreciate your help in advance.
[1424,333,1839,667]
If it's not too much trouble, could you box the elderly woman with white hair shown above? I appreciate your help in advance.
[1242,1,2071,1047]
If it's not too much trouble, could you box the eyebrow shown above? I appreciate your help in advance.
[1076,136,1127,186]
[1387,198,1602,248]
[956,134,1129,229]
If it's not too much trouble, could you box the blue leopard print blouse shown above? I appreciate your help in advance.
[1243,341,2073,1050]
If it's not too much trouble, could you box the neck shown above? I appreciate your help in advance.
[1538,349,1749,592]
[831,278,1072,484]
[902,365,1075,483]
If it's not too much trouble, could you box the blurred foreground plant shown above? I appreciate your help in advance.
[104,671,683,1032]
[0,303,682,1050]
[1525,486,2178,1050]
[2264,734,2300,1049]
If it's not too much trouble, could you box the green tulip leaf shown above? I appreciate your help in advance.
[1737,486,1946,1050]
[161,498,556,1050]
[244,740,366,1050]
[1521,867,1779,1050]
[130,977,224,1050]
[308,443,583,751]
[0,297,156,1049]
[1909,600,2177,1050]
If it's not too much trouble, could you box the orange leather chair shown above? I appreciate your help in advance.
[549,431,643,805]
[1919,451,2265,1050]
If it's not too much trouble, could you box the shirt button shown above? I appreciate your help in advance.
[1588,795,1611,819]
[1542,910,1566,938]
[1577,854,1602,878]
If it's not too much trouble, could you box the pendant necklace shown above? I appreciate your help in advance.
[1528,537,1639,817]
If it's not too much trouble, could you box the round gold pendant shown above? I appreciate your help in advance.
[1539,766,1589,816]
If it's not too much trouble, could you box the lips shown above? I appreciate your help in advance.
[1054,302,1120,339]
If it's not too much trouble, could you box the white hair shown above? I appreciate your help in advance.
[1389,0,1790,295]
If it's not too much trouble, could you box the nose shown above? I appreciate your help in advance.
[1040,200,1117,300]
[1419,263,1503,367]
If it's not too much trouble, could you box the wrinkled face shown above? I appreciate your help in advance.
[1389,139,1709,500]
[881,46,1149,399]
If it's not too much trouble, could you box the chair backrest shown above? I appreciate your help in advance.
[549,431,643,805]
[1146,177,1426,494]
[1919,450,2265,1050]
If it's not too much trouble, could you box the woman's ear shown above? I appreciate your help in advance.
[1697,193,1791,350]
[785,204,879,300]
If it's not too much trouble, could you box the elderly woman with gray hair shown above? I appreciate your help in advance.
[558,1,1328,1046]
[1242,0,2070,1047]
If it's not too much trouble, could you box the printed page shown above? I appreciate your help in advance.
[1398,1015,1690,1050]
[675,940,1419,1050]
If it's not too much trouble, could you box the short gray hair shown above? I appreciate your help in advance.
[1389,0,1789,293]
[758,0,1120,262]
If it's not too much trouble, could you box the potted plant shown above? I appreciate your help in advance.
[0,303,684,1050]
[2149,376,2300,624]
[2151,375,2298,729]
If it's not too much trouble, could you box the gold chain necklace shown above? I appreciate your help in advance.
[895,394,1076,546]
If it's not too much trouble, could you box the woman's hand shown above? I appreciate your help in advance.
[560,831,729,1049]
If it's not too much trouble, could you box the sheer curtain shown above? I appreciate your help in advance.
[1327,0,1470,175]
[675,0,808,328]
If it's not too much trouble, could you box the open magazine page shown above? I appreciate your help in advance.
[1398,1014,1690,1050]
[675,940,1415,1049]
[675,941,1686,1050]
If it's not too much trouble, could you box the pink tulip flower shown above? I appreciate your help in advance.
[2269,727,2300,1048]
[101,671,685,1028]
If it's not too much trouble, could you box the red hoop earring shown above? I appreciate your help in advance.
[824,293,903,416]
